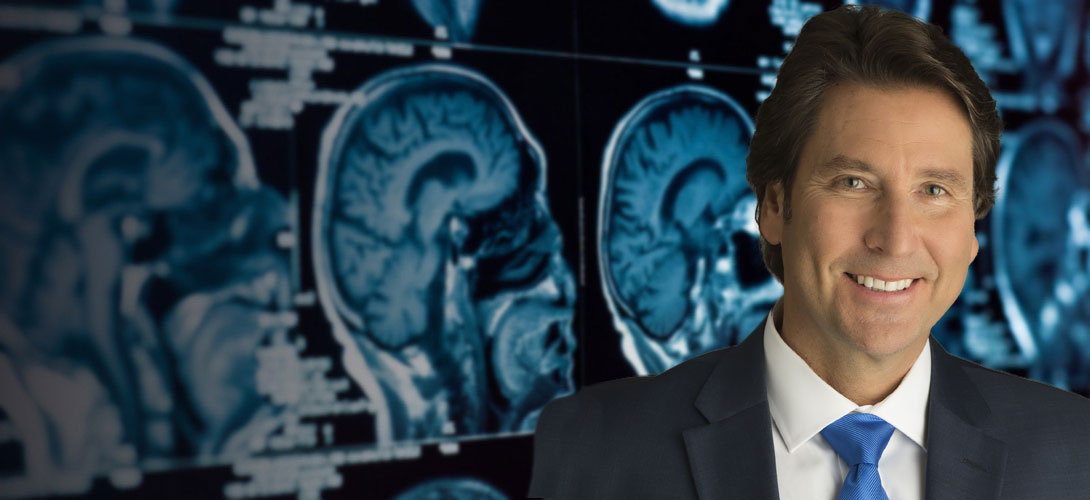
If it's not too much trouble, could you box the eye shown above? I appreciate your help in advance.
[840,177,865,190]
[925,184,946,196]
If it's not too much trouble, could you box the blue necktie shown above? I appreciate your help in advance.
[820,413,896,500]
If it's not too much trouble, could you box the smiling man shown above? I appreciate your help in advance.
[529,5,1090,500]
[765,84,979,409]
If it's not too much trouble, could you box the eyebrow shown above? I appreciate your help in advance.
[817,155,970,191]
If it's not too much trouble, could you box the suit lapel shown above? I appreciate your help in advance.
[683,323,779,500]
[924,340,1007,500]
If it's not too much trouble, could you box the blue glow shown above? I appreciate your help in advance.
[1001,0,1080,113]
[950,2,1003,80]
[411,0,482,41]
[767,0,822,37]
[391,478,509,500]
[650,0,730,26]
[844,0,931,21]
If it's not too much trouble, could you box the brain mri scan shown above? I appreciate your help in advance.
[390,478,509,500]
[0,37,293,495]
[650,0,730,26]
[411,0,483,41]
[598,85,782,375]
[313,64,575,443]
[993,119,1090,393]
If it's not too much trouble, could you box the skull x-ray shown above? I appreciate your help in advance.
[313,64,575,443]
[598,85,782,375]
[993,119,1090,392]
[391,478,509,500]
[0,37,293,495]
[650,0,730,26]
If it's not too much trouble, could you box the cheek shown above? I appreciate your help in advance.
[927,221,977,284]
[784,202,862,271]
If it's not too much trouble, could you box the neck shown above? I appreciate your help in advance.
[773,301,926,406]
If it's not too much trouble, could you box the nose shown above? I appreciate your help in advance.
[863,192,919,257]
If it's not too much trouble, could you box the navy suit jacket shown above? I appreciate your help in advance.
[529,319,1090,499]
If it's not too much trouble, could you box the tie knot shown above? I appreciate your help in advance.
[820,413,896,467]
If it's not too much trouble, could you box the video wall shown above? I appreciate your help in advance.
[0,0,1087,498]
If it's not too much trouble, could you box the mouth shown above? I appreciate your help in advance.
[845,272,918,293]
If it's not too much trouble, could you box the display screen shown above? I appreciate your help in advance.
[0,0,1087,498]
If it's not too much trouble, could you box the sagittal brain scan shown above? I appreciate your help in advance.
[313,64,576,442]
[390,478,509,500]
[411,0,483,41]
[0,37,292,495]
[650,0,730,26]
[598,85,782,375]
[993,119,1090,392]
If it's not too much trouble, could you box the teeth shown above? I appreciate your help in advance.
[851,274,913,292]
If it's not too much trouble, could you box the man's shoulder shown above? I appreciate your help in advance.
[529,347,739,498]
[537,344,736,434]
[938,354,1090,493]
[561,346,730,412]
[947,354,1090,432]
[953,355,1090,408]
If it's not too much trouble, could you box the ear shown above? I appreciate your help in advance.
[759,182,785,245]
[969,230,979,263]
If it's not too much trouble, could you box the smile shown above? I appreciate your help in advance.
[846,273,916,292]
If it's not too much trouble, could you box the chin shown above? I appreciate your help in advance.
[839,317,929,359]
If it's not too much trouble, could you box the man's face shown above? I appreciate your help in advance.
[761,84,979,360]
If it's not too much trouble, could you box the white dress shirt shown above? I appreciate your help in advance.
[763,312,930,500]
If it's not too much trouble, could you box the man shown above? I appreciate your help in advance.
[529,5,1090,500]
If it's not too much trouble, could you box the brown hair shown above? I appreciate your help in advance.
[746,4,1002,282]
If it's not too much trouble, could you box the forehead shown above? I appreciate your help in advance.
[799,83,973,178]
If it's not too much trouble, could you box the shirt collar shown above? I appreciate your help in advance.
[763,310,931,453]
